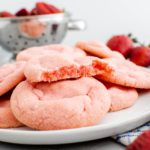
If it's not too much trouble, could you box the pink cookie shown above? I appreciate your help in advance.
[24,54,113,83]
[44,44,86,58]
[0,62,25,96]
[11,77,111,130]
[96,58,150,89]
[76,41,124,59]
[102,82,138,112]
[16,44,86,61]
[0,92,22,128]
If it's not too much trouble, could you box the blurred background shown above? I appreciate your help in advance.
[0,1,149,149]
[1,0,150,45]
[0,1,149,148]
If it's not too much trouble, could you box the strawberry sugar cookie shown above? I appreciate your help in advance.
[16,44,86,61]
[0,61,25,96]
[11,77,111,130]
[76,41,124,59]
[44,44,86,58]
[24,54,113,83]
[102,82,138,112]
[96,58,150,89]
[0,92,22,128]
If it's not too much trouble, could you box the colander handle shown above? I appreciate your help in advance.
[68,20,87,30]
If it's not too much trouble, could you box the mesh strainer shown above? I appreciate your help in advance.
[0,13,86,57]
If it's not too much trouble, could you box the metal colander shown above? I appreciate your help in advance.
[0,13,86,56]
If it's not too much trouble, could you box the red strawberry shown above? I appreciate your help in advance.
[129,46,150,67]
[31,8,38,15]
[107,35,133,57]
[43,3,62,13]
[0,11,15,17]
[36,2,51,15]
[126,130,150,150]
[16,8,30,16]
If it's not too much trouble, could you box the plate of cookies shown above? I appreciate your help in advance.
[0,38,150,145]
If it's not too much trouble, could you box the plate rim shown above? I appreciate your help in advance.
[0,108,149,135]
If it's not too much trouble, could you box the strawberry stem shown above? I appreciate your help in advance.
[128,33,144,46]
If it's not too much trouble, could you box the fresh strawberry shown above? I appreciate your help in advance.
[31,8,38,15]
[126,130,150,150]
[0,11,15,17]
[36,2,51,15]
[43,3,62,13]
[107,35,133,57]
[129,46,150,67]
[16,8,30,16]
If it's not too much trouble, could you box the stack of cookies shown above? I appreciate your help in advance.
[0,41,149,130]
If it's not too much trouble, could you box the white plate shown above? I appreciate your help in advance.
[0,91,149,145]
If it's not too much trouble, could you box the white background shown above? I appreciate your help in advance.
[1,0,150,45]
